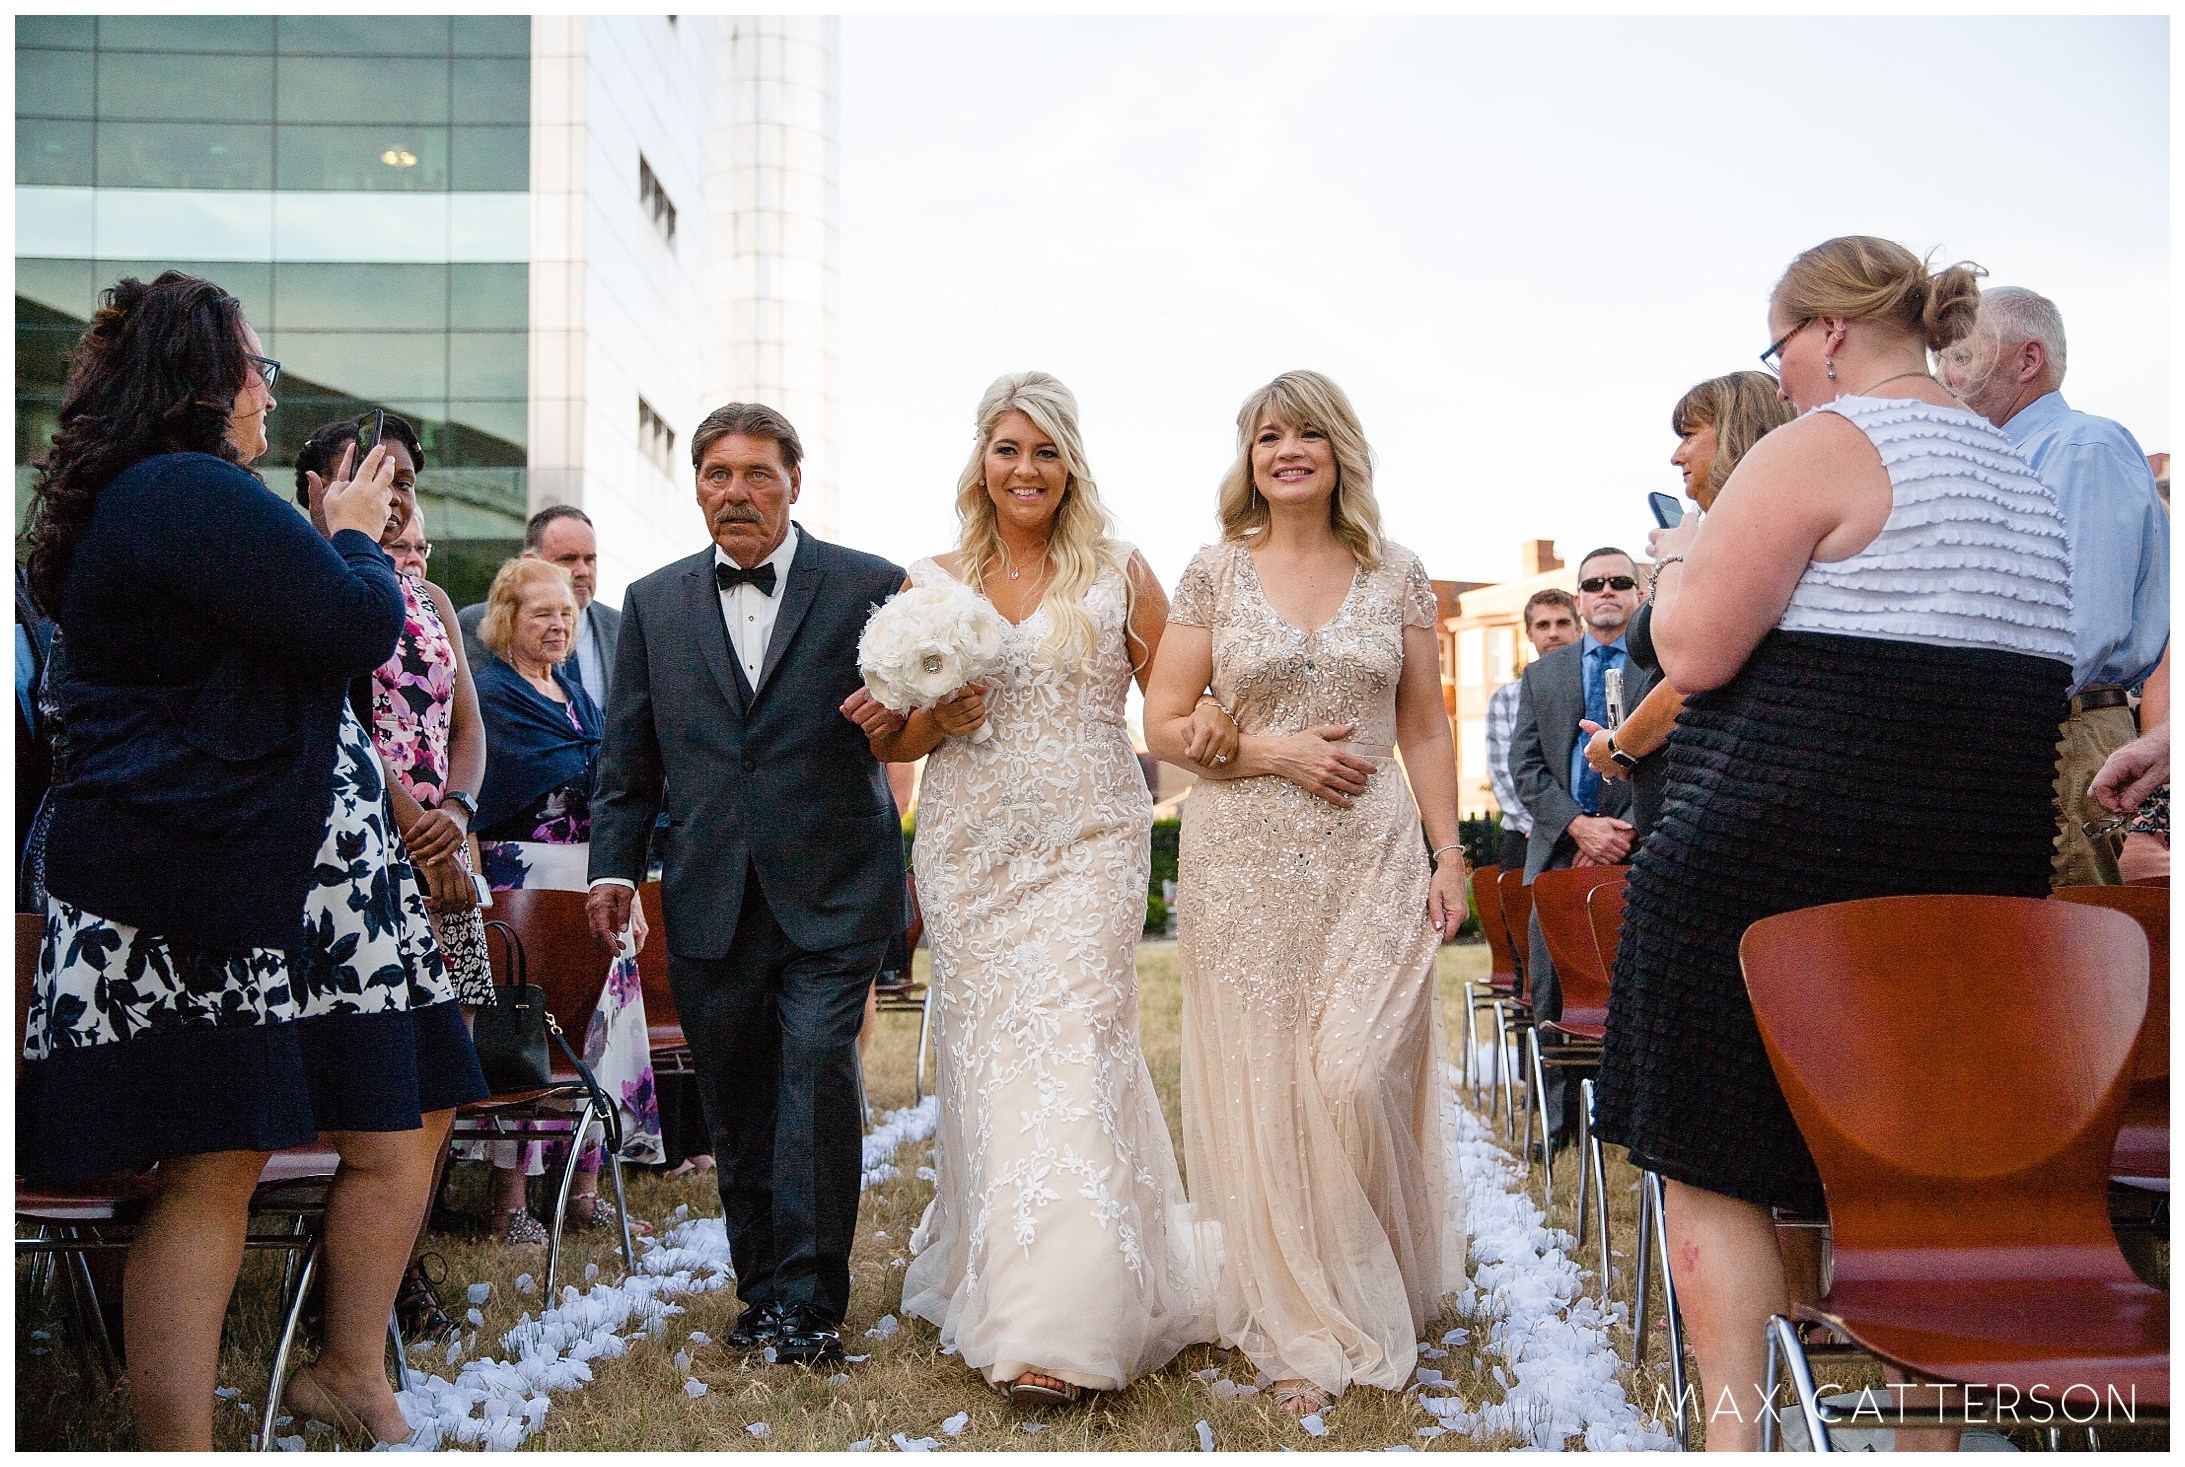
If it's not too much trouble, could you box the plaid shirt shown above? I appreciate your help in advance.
[1484,677,1530,836]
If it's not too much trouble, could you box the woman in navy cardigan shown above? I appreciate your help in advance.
[18,272,486,1449]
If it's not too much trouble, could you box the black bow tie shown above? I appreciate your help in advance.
[716,561,777,597]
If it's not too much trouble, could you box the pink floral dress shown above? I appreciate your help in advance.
[369,575,495,1006]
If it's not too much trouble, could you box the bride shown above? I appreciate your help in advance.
[845,371,1219,1403]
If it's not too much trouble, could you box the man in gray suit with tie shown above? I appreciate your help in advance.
[1509,547,1654,1154]
[459,505,622,708]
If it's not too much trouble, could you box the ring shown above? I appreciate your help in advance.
[1214,754,1229,764]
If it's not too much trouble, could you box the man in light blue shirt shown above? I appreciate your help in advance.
[1940,286,2170,885]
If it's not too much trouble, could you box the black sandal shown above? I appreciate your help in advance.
[395,1252,459,1343]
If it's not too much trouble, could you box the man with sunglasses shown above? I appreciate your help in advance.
[1507,547,1656,1158]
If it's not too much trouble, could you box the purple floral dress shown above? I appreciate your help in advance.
[370,575,495,1006]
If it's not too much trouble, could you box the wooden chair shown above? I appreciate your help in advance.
[1493,868,1537,1140]
[634,882,689,1074]
[1743,895,2168,1447]
[1521,865,1624,1197]
[2051,884,2168,1189]
[450,887,632,1297]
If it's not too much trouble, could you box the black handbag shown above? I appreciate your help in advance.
[473,920,626,1156]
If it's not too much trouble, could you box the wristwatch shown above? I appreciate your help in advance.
[442,789,479,820]
[1606,735,1639,770]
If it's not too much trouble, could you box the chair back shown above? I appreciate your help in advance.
[2052,884,2168,1180]
[1741,895,2148,1284]
[2126,874,2170,888]
[634,882,685,1052]
[484,887,612,1080]
[1530,866,1625,1022]
[1497,869,1533,991]
[1469,865,1518,989]
[1586,878,1626,984]
[17,912,41,1079]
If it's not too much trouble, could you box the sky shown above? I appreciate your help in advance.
[831,15,2169,592]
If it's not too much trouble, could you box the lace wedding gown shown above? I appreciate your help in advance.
[901,552,1210,1391]
[1169,541,1467,1395]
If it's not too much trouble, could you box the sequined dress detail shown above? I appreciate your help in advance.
[1170,540,1466,1395]
[901,551,1211,1392]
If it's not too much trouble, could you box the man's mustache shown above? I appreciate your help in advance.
[713,506,766,526]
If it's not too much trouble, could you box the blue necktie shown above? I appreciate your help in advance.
[1575,644,1622,815]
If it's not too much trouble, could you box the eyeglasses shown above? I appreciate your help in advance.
[244,353,282,391]
[1578,575,1638,593]
[388,540,432,559]
[1759,320,1810,373]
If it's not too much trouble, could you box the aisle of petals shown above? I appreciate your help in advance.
[372,1097,942,1452]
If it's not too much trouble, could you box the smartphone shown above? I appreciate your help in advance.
[1604,667,1625,729]
[1648,492,1685,528]
[470,870,494,909]
[354,408,386,465]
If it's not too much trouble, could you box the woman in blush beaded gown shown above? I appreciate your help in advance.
[1142,370,1470,1419]
[844,371,1217,1406]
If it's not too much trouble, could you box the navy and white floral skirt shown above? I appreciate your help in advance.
[17,705,488,1183]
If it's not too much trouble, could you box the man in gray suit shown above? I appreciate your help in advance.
[459,505,622,708]
[1509,546,1655,1153]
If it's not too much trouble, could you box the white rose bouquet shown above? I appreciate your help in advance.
[857,582,1009,743]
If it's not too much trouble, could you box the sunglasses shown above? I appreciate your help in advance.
[1579,575,1638,593]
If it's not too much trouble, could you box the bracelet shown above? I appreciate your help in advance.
[1653,555,1685,572]
[1428,843,1465,868]
[1195,696,1240,730]
[442,789,478,820]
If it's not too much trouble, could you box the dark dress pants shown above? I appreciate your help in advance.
[1496,827,1529,875]
[668,864,888,1325]
[1525,835,1590,1142]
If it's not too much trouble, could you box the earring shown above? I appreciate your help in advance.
[1825,357,1836,381]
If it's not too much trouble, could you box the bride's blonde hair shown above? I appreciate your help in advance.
[954,370,1133,670]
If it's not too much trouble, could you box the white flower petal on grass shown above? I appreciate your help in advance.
[848,1440,873,1452]
[891,1433,938,1453]
[1384,1445,1414,1452]
[874,1231,890,1240]
[29,1330,50,1341]
[1191,1368,1221,1382]
[687,1332,710,1346]
[1021,1423,1049,1435]
[746,1423,771,1438]
[865,1315,899,1340]
[1417,1427,1446,1438]
[938,1342,954,1355]
[1414,1367,1443,1385]
[1299,1413,1328,1437]
[213,1387,240,1400]
[683,1378,707,1399]
[762,1346,777,1365]
[673,1350,691,1373]
[1440,1328,1468,1346]
[940,1412,969,1437]
[514,1274,536,1295]
[274,1435,306,1452]
[467,1283,492,1305]
[467,1308,485,1327]
[1195,1420,1215,1452]
[828,1374,852,1387]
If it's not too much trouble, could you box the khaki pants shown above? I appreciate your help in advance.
[2051,704,2139,887]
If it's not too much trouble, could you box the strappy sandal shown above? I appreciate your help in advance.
[1271,1379,1333,1418]
[283,1364,435,1449]
[1005,1370,1084,1407]
[569,1195,653,1235]
[394,1252,458,1342]
[490,1207,549,1248]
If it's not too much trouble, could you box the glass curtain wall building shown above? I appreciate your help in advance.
[17,15,533,603]
[17,15,842,610]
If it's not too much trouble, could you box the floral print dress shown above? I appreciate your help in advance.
[369,574,495,1006]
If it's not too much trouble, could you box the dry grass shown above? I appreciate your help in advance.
[29,942,2157,1452]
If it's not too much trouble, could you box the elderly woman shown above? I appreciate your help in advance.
[1593,238,2074,1450]
[1143,370,1469,1418]
[17,271,485,1448]
[469,557,657,1241]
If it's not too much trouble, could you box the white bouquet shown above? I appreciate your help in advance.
[858,582,1009,742]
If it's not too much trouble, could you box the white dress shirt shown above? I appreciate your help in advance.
[590,527,799,897]
[716,526,799,688]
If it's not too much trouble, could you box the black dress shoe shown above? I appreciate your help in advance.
[724,1301,787,1353]
[771,1303,845,1366]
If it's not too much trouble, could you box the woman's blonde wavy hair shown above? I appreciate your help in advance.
[953,371,1134,670]
[1216,370,1384,571]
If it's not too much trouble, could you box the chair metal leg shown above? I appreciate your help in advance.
[1527,1028,1554,1204]
[544,1112,593,1301]
[388,1310,414,1395]
[856,1044,872,1134]
[913,987,935,1105]
[1633,1172,1653,1368]
[58,1233,121,1388]
[1767,1312,1834,1452]
[605,1142,635,1278]
[1462,985,1480,1096]
[1489,1001,1508,1126]
[1589,1111,1611,1314]
[260,1237,322,1452]
[1575,1077,1593,1247]
[1648,1171,1692,1449]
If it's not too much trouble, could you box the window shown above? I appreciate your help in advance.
[638,155,677,244]
[1486,626,1515,684]
[639,398,676,473]
[1457,628,1484,687]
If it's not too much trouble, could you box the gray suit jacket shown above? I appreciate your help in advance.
[1509,635,1658,881]
[459,597,620,708]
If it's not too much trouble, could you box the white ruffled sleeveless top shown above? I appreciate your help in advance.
[1775,395,2074,664]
